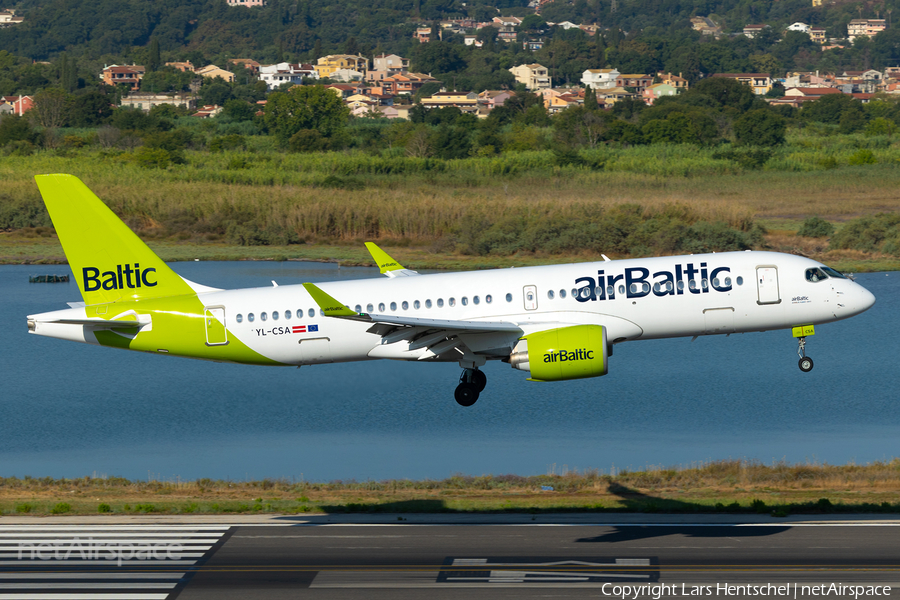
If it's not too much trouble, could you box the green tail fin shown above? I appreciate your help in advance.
[34,174,194,305]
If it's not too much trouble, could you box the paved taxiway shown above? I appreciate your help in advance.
[0,516,898,599]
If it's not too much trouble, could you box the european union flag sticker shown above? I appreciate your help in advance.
[308,324,319,332]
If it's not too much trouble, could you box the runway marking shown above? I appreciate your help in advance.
[0,526,231,600]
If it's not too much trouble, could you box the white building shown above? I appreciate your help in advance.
[330,69,365,82]
[581,68,620,89]
[258,63,318,90]
[786,22,810,33]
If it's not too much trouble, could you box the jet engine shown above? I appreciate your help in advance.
[509,325,608,382]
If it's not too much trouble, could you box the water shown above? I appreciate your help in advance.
[2,262,898,481]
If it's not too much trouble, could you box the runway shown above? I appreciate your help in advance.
[0,518,898,599]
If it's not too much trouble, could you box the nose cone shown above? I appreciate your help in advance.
[857,284,876,313]
[842,283,875,317]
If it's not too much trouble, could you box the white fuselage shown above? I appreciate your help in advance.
[177,250,875,366]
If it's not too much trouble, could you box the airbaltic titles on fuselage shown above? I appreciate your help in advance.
[573,262,732,302]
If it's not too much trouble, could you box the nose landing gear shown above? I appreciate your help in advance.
[797,336,814,372]
[455,368,487,407]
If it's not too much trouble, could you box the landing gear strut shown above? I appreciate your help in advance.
[455,368,486,407]
[797,336,814,372]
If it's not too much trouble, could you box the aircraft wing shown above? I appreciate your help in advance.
[303,282,523,360]
[364,242,419,278]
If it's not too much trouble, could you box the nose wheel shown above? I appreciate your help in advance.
[455,368,487,407]
[797,336,814,372]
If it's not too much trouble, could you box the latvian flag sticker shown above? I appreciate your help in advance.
[292,324,319,333]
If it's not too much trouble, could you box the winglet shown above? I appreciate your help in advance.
[365,242,405,274]
[364,242,418,277]
[302,283,359,317]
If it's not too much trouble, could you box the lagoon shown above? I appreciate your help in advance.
[1,261,898,481]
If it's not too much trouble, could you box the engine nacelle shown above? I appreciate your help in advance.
[509,325,609,382]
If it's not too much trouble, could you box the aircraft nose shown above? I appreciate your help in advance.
[857,285,876,312]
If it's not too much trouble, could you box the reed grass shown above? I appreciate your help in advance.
[2,460,900,515]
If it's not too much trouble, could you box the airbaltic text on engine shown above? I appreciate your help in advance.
[544,348,595,363]
[82,264,158,291]
[574,262,731,301]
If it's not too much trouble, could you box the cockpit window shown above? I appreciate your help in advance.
[822,266,846,279]
[805,268,829,282]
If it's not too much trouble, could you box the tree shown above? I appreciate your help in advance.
[223,99,256,122]
[264,84,350,145]
[32,88,69,128]
[732,109,786,146]
[200,80,233,106]
[0,114,37,146]
[148,38,161,72]
[68,90,114,126]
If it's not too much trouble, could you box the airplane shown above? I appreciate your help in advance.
[27,174,877,407]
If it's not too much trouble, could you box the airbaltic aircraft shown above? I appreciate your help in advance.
[27,174,876,406]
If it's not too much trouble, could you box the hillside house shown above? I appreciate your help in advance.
[847,19,886,41]
[381,73,439,95]
[581,68,619,89]
[810,27,827,44]
[509,63,551,90]
[165,61,195,72]
[101,65,145,91]
[119,93,196,112]
[642,83,677,105]
[315,55,367,78]
[615,74,652,91]
[226,0,265,6]
[258,63,317,89]
[195,65,235,82]
[421,91,478,109]
[710,73,772,95]
[229,59,261,74]
[373,54,408,74]
[743,24,768,38]
[1,95,33,115]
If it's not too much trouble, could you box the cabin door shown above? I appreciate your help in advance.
[756,267,781,305]
[204,306,228,346]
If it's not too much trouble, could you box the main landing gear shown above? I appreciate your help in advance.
[797,336,814,372]
[455,368,487,407]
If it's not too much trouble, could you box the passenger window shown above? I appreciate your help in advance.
[261,312,268,321]
[414,300,420,309]
[701,279,708,290]
[548,290,555,299]
[355,305,361,313]
[806,268,829,283]
[449,297,456,307]
[617,285,625,295]
[296,309,303,319]
[571,288,577,298]
[607,286,613,296]
[712,278,720,288]
[559,289,566,298]
[505,293,512,302]
[473,296,480,305]
[272,311,279,320]
[402,301,409,310]
[319,309,324,317]
[653,283,660,293]
[666,281,674,292]
[390,302,397,311]
[285,310,291,320]
[378,303,385,312]
[689,280,697,290]
[462,297,468,306]
[724,277,731,287]
[736,276,743,286]
[485,295,492,303]
[629,284,637,294]
[425,299,432,308]
[580,288,591,299]
[677,281,685,291]
[308,308,315,317]
[248,313,255,322]
[236,314,243,323]
[642,282,650,293]
[367,303,374,312]
[437,298,444,307]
